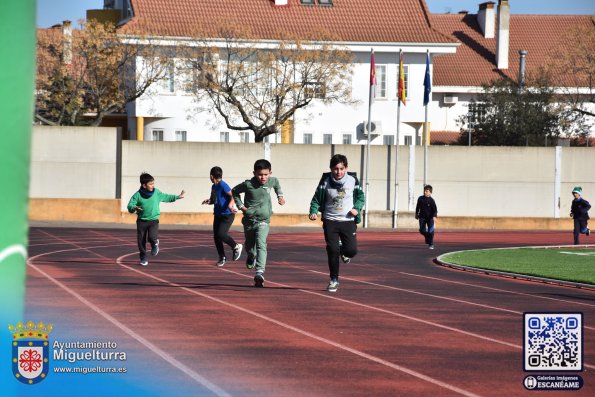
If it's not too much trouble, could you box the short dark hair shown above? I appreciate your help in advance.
[254,159,271,172]
[140,172,154,185]
[330,154,348,168]
[424,184,433,193]
[210,166,223,179]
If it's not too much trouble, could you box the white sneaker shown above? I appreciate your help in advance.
[340,255,351,264]
[151,239,159,256]
[327,280,339,292]
[233,244,243,261]
[140,260,148,266]
[429,244,435,250]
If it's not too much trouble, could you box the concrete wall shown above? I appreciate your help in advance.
[29,126,594,228]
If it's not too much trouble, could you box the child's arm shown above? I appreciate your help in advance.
[227,190,238,213]
[232,182,246,211]
[202,188,215,205]
[273,178,285,205]
[126,192,142,214]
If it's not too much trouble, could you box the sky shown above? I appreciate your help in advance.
[37,0,595,28]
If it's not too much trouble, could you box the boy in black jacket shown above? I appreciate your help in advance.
[570,186,591,245]
[415,185,438,249]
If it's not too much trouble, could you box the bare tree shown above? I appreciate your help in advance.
[547,21,595,139]
[36,20,168,127]
[180,25,355,142]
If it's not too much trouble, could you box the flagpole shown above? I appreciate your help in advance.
[423,50,431,187]
[393,49,403,229]
[364,48,375,229]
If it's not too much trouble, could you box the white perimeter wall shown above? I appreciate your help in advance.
[30,126,594,219]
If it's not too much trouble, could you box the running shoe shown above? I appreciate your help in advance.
[151,239,159,256]
[254,272,265,288]
[327,279,339,292]
[233,244,243,261]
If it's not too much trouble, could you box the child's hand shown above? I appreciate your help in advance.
[349,209,358,217]
[309,214,318,221]
[202,198,211,205]
[135,206,143,213]
[278,196,286,206]
[229,203,238,213]
[178,190,185,199]
[570,212,574,218]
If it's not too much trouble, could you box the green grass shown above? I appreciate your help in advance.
[440,247,595,285]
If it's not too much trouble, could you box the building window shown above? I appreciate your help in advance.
[152,129,164,141]
[240,132,250,143]
[175,130,187,141]
[342,134,352,144]
[468,102,487,129]
[220,131,229,143]
[304,82,326,99]
[318,0,333,5]
[323,134,333,145]
[376,64,387,98]
[383,135,394,145]
[300,0,315,4]
[303,133,313,144]
[396,64,409,100]
[404,135,413,145]
[159,61,175,93]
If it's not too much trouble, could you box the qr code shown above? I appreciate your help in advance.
[524,313,582,371]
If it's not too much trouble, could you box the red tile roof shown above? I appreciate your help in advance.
[430,130,459,145]
[431,13,595,87]
[123,0,455,44]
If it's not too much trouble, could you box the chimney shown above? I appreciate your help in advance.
[62,20,72,65]
[477,2,495,38]
[495,0,510,69]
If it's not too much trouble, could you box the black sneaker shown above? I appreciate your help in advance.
[151,239,159,256]
[217,257,226,267]
[233,244,243,261]
[340,255,351,264]
[254,272,264,288]
[246,254,256,269]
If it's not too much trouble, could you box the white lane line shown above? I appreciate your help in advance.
[400,272,595,308]
[0,244,27,263]
[115,251,483,397]
[27,246,232,397]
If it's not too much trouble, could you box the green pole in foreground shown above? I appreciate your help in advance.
[0,0,36,392]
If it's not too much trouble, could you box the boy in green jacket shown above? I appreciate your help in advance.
[127,172,185,266]
[309,154,364,292]
[232,159,285,287]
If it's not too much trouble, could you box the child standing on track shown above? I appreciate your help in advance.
[127,172,185,266]
[202,166,242,267]
[415,185,438,250]
[232,159,285,287]
[309,154,364,293]
[570,186,591,245]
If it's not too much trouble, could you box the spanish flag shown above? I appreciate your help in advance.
[398,51,406,106]
[370,50,376,103]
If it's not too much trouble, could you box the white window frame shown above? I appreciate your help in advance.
[342,134,352,144]
[323,134,333,145]
[376,64,387,99]
[220,131,229,143]
[383,135,394,145]
[175,130,187,142]
[152,129,164,141]
[303,133,313,144]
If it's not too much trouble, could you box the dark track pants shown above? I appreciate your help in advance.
[322,219,358,281]
[213,214,237,259]
[137,219,159,261]
[418,217,435,245]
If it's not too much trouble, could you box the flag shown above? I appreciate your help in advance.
[398,51,406,106]
[370,50,376,102]
[423,51,431,106]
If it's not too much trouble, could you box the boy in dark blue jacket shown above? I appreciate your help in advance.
[415,185,438,249]
[570,186,591,245]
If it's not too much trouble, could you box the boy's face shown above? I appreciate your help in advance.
[254,168,271,185]
[573,192,580,199]
[143,181,155,191]
[331,162,347,180]
[424,189,432,197]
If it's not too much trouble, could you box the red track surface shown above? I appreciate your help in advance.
[26,227,594,397]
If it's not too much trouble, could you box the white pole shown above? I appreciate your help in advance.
[393,102,401,229]
[408,143,415,211]
[364,48,375,228]
[423,106,428,186]
[554,146,561,218]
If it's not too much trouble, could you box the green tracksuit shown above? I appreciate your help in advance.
[232,177,283,272]
[127,188,179,220]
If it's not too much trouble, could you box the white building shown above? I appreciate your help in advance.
[94,0,594,144]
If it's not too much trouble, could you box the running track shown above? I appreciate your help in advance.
[26,227,594,397]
